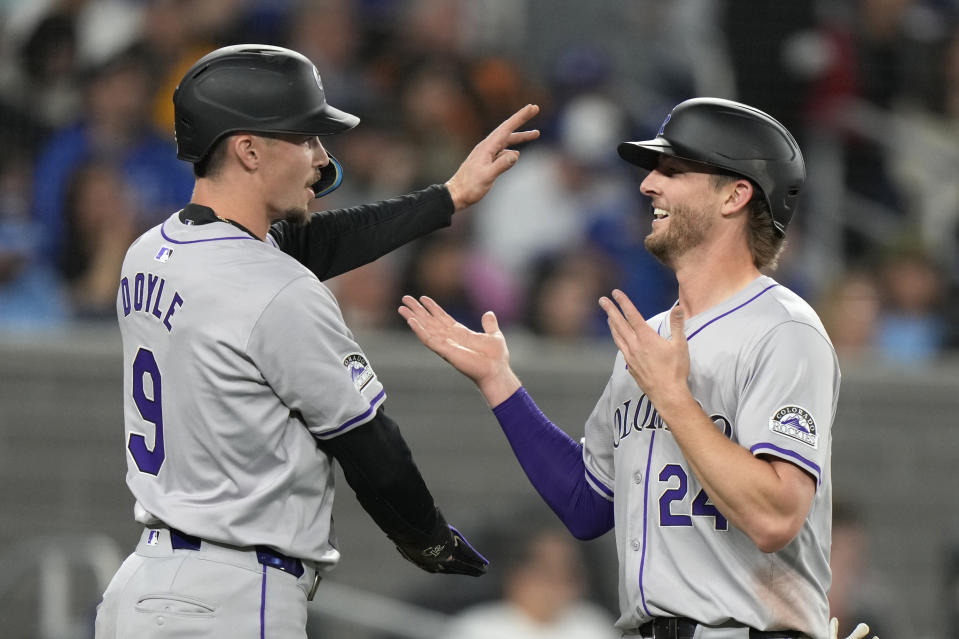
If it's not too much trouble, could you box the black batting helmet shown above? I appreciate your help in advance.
[173,44,359,164]
[617,98,804,236]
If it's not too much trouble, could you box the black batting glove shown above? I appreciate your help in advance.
[395,525,488,577]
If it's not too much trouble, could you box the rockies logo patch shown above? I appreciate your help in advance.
[343,353,375,392]
[769,405,818,448]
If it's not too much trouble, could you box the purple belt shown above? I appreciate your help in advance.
[169,528,306,579]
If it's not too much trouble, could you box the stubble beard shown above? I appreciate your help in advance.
[282,205,311,225]
[644,202,716,267]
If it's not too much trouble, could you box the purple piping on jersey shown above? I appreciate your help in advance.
[636,283,785,614]
[686,284,779,341]
[260,565,267,639]
[638,430,656,617]
[160,220,257,245]
[750,442,822,484]
[585,466,614,500]
[323,389,387,437]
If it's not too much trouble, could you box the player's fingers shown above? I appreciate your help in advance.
[484,104,540,148]
[599,296,637,343]
[669,305,687,343]
[504,128,541,148]
[419,295,458,327]
[489,150,520,176]
[605,317,631,355]
[610,289,649,330]
[849,623,871,639]
[401,296,453,338]
[403,315,434,346]
[608,320,645,373]
[405,314,465,361]
[400,295,433,324]
[600,299,636,350]
[480,310,500,335]
[829,618,839,639]
[493,104,540,135]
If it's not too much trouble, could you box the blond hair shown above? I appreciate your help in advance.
[712,174,786,270]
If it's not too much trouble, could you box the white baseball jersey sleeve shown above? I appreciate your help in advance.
[117,210,386,566]
[583,275,838,639]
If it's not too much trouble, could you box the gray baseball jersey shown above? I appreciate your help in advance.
[583,275,838,638]
[116,210,385,566]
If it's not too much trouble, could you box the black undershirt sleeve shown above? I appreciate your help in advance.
[316,406,448,547]
[269,184,454,281]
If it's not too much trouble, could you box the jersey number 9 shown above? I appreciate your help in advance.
[129,348,165,475]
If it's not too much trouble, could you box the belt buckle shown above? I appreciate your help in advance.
[654,618,678,639]
[306,570,321,601]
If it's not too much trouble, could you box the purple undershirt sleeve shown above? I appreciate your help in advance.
[491,387,614,540]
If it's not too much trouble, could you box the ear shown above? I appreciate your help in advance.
[230,134,261,171]
[720,179,754,218]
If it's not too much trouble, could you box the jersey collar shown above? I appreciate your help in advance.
[179,203,260,240]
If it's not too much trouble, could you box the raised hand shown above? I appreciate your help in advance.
[445,104,540,211]
[599,290,691,407]
[399,295,521,407]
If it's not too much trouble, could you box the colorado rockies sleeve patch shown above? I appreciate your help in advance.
[343,353,375,391]
[769,405,818,448]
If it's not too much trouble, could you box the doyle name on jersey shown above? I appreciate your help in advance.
[119,266,185,333]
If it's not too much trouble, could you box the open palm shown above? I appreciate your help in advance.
[399,296,520,406]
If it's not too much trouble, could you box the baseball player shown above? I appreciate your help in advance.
[399,98,841,639]
[95,44,539,639]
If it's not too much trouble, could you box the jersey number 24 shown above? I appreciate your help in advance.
[659,464,727,530]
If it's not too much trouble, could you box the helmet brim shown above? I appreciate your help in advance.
[617,139,673,171]
[297,102,360,136]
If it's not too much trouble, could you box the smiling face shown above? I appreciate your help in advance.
[256,133,329,224]
[639,156,728,267]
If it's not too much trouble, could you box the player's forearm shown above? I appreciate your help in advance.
[492,388,614,540]
[319,410,445,546]
[271,185,454,280]
[657,393,810,552]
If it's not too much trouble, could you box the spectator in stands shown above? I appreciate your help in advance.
[1,8,81,136]
[584,197,677,320]
[816,267,882,363]
[329,257,403,331]
[284,0,370,118]
[57,161,138,320]
[30,44,193,267]
[0,151,69,329]
[522,249,613,340]
[138,0,230,137]
[886,24,959,269]
[875,247,948,365]
[442,523,618,639]
[401,234,483,330]
[472,94,637,308]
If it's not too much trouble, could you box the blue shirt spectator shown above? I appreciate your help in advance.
[30,45,193,265]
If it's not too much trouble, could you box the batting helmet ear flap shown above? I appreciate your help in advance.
[311,155,344,198]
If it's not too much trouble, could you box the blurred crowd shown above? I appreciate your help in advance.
[2,0,959,367]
